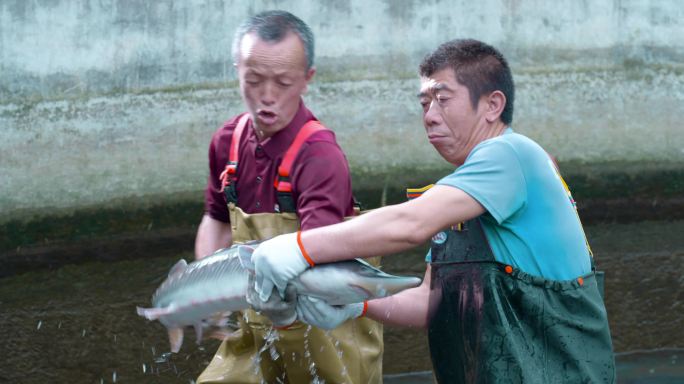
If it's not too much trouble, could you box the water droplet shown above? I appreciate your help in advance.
[36,320,42,330]
[112,371,117,382]
[58,321,62,329]
[269,344,280,361]
[82,329,86,337]
[142,363,146,373]
[155,352,173,363]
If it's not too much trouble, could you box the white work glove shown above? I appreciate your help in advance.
[245,274,297,328]
[296,296,365,330]
[252,232,310,302]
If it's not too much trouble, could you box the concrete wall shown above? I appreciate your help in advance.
[2,0,684,223]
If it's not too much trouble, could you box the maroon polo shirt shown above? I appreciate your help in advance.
[204,101,355,230]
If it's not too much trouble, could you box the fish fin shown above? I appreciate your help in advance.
[348,284,375,300]
[199,312,240,341]
[206,328,240,341]
[168,327,184,353]
[209,311,234,327]
[168,259,188,277]
[193,323,203,344]
[136,306,173,321]
[237,245,256,272]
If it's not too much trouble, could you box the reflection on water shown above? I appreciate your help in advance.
[383,348,684,384]
[0,220,682,383]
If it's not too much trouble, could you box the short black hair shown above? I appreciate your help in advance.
[232,10,314,70]
[419,39,514,125]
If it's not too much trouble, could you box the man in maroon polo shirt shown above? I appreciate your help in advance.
[194,10,383,384]
[198,87,355,248]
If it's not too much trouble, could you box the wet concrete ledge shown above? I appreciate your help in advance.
[1,161,683,278]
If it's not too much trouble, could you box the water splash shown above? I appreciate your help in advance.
[334,339,343,359]
[269,343,280,361]
[302,325,325,383]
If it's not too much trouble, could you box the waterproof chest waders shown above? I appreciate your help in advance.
[197,115,383,384]
[426,216,616,383]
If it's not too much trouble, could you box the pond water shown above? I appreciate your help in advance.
[0,220,682,383]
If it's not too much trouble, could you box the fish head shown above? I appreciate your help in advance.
[296,259,422,305]
[342,259,422,297]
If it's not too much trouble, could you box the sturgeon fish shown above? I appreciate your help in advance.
[137,242,421,352]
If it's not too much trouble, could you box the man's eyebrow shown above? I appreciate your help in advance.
[434,83,452,91]
[417,83,452,98]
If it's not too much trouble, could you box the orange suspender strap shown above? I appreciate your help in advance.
[230,114,250,165]
[219,114,250,193]
[274,120,329,193]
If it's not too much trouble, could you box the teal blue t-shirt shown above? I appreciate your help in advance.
[428,128,592,281]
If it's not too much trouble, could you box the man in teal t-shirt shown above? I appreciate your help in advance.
[252,39,616,383]
[432,127,592,280]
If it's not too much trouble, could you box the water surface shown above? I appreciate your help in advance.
[0,220,682,383]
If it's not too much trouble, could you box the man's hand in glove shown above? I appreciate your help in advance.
[296,295,366,330]
[246,273,297,328]
[252,232,311,302]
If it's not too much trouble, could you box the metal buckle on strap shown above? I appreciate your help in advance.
[276,180,292,193]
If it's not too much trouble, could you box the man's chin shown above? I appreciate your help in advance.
[254,122,285,139]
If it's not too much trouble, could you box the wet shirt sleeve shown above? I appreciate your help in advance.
[291,131,354,230]
[437,139,527,224]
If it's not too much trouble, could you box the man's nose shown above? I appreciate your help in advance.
[261,82,277,106]
[424,101,442,126]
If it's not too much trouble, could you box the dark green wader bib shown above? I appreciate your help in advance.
[427,218,616,383]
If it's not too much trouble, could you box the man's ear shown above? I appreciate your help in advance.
[484,90,506,123]
[303,66,316,94]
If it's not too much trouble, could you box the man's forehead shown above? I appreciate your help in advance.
[237,31,307,71]
[239,31,304,58]
[419,76,454,95]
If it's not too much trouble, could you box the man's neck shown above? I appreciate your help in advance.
[485,121,508,140]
